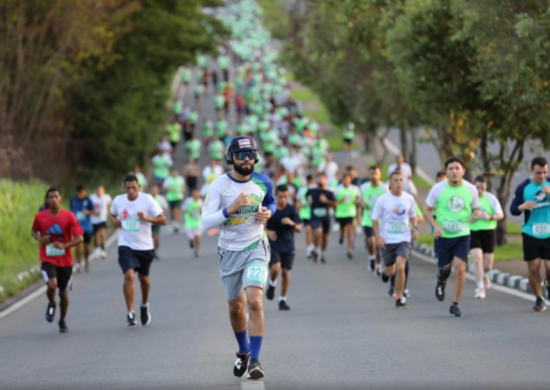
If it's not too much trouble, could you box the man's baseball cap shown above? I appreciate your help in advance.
[228,136,258,153]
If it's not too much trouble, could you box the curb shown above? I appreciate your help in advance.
[411,241,541,296]
[0,231,119,321]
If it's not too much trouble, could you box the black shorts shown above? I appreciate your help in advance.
[363,226,375,238]
[185,176,198,192]
[470,229,496,253]
[302,218,311,226]
[435,235,470,268]
[338,217,354,229]
[118,246,155,276]
[382,242,411,266]
[151,224,161,235]
[83,232,93,244]
[93,222,107,234]
[343,138,353,145]
[168,200,182,210]
[170,141,178,149]
[522,233,550,262]
[269,251,295,270]
[311,216,331,234]
[41,262,73,291]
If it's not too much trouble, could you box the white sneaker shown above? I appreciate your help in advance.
[475,288,486,299]
[403,289,410,298]
[101,250,107,259]
[483,276,491,290]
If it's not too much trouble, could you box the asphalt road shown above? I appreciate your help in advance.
[0,230,547,390]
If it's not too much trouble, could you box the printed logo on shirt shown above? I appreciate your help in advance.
[535,191,550,208]
[46,224,63,235]
[448,196,465,213]
[122,208,130,219]
[391,204,407,219]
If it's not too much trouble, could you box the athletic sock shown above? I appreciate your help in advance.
[279,296,285,301]
[234,329,250,355]
[452,302,459,306]
[477,281,484,289]
[250,336,263,361]
[269,279,277,287]
[368,254,375,261]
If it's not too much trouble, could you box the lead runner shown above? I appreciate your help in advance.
[201,136,276,380]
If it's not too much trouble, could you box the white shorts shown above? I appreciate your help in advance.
[187,229,202,240]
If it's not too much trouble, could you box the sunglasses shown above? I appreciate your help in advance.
[232,151,257,161]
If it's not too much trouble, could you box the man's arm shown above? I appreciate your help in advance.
[201,181,230,231]
[510,181,527,216]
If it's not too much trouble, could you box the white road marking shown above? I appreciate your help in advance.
[382,136,435,185]
[0,231,119,321]
[241,381,266,390]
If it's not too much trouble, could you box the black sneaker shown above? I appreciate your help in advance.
[533,297,547,312]
[45,304,56,323]
[266,284,275,301]
[58,320,69,333]
[312,251,318,263]
[395,298,408,309]
[320,256,326,264]
[189,240,194,249]
[435,280,446,302]
[369,259,375,272]
[279,300,290,311]
[388,287,395,297]
[381,273,390,283]
[347,252,353,260]
[140,305,151,326]
[449,304,463,317]
[127,311,137,326]
[544,279,550,300]
[376,266,382,278]
[247,359,264,380]
[233,352,250,378]
[339,237,344,245]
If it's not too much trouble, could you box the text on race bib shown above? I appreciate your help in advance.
[444,221,467,234]
[245,261,268,285]
[76,211,86,220]
[122,218,141,232]
[46,243,65,257]
[387,221,407,235]
[313,208,327,218]
[237,204,260,216]
[533,223,550,237]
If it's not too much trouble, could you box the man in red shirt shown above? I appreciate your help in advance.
[32,188,83,333]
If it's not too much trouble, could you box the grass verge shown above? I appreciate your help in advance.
[380,162,432,190]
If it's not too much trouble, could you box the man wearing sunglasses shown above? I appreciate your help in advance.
[202,136,276,381]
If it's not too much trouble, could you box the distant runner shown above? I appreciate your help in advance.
[90,185,112,259]
[307,173,336,264]
[182,188,203,258]
[70,185,95,272]
[150,185,168,260]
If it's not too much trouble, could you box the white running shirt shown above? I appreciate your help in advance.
[111,193,163,250]
[201,172,276,251]
[372,192,417,244]
[90,193,112,224]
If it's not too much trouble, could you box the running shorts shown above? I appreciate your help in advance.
[151,224,161,235]
[382,242,411,266]
[186,229,202,240]
[118,246,155,276]
[522,233,550,262]
[311,216,331,234]
[302,218,311,226]
[435,236,470,267]
[363,226,375,238]
[83,232,93,244]
[92,222,107,234]
[41,262,73,292]
[469,229,496,253]
[343,138,353,145]
[338,217,355,229]
[269,251,295,270]
[217,237,270,300]
[168,200,182,210]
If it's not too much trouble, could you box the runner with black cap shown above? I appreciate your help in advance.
[202,136,276,380]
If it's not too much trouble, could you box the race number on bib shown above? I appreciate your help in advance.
[313,208,327,218]
[76,211,86,220]
[46,243,66,257]
[444,221,466,234]
[122,218,140,232]
[245,261,269,285]
[533,223,550,237]
[387,221,407,235]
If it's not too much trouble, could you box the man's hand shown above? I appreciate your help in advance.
[113,216,122,228]
[520,201,537,212]
[376,236,386,250]
[543,185,550,195]
[256,207,272,224]
[228,192,251,215]
[472,209,483,221]
[39,234,51,245]
[137,212,148,222]
[412,227,419,240]
[433,224,443,239]
[281,217,294,226]
[266,230,278,241]
[319,194,329,204]
[52,242,65,250]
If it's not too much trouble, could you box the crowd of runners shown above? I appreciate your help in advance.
[29,0,550,382]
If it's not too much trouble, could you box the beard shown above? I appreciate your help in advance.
[234,162,254,176]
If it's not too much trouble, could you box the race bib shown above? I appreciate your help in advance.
[245,261,269,285]
[444,221,467,233]
[122,218,140,232]
[533,223,550,237]
[239,204,260,216]
[46,243,65,257]
[313,208,327,218]
[76,211,85,220]
[387,221,407,235]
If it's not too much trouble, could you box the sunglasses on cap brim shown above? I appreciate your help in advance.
[232,150,258,161]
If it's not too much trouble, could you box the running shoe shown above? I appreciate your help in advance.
[395,298,408,309]
[474,288,486,300]
[279,300,291,311]
[403,289,410,298]
[320,256,327,264]
[381,273,390,283]
[194,248,200,258]
[312,251,318,263]
[58,320,69,333]
[234,352,250,378]
[483,275,491,290]
[45,304,56,323]
[533,298,547,312]
[376,264,383,278]
[449,304,463,317]
[339,237,344,245]
[388,287,395,297]
[369,259,375,272]
[247,359,264,380]
[347,252,353,260]
[266,284,275,301]
[544,279,550,300]
[435,280,446,302]
[190,240,194,249]
[101,250,107,259]
[140,305,151,326]
[127,311,137,326]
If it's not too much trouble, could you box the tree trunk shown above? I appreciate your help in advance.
[409,127,418,173]
[399,127,408,158]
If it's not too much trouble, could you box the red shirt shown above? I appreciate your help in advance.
[32,209,83,267]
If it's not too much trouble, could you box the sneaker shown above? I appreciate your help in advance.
[376,264,383,278]
[189,240,194,249]
[403,289,410,298]
[369,259,375,272]
[475,288,486,300]
[544,279,550,300]
[312,251,318,263]
[194,248,200,258]
[533,297,547,312]
[234,352,250,378]
[483,275,491,290]
[279,300,290,311]
[266,284,275,301]
[45,304,56,323]
[140,305,151,326]
[395,298,408,309]
[388,287,395,297]
[347,252,353,260]
[381,273,390,283]
[58,320,69,333]
[127,311,137,326]
[247,359,264,380]
[101,250,107,259]
[320,256,326,264]
[339,237,344,245]
[435,280,446,302]
[449,304,463,317]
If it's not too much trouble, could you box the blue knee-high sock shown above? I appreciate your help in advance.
[235,330,250,354]
[250,336,263,361]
